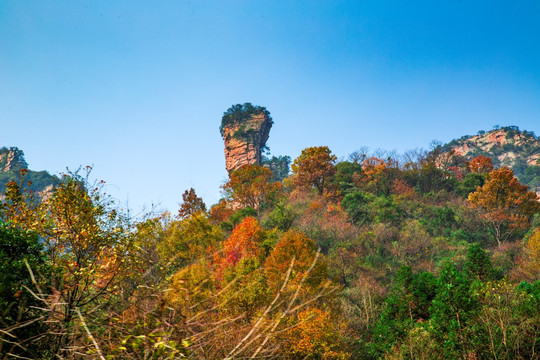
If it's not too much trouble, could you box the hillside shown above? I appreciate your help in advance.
[0,147,58,196]
[442,126,540,191]
[1,118,540,360]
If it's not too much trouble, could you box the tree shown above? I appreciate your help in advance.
[214,217,265,281]
[429,264,477,359]
[464,243,493,280]
[222,164,283,211]
[0,223,50,358]
[177,188,206,219]
[283,307,350,359]
[291,146,337,195]
[264,230,326,289]
[468,155,494,174]
[468,167,540,245]
[4,169,136,358]
[220,103,272,137]
[159,212,222,271]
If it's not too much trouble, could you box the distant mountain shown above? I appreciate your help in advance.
[0,147,58,197]
[442,126,540,191]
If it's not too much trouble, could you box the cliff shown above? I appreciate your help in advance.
[0,147,28,172]
[221,104,273,175]
[0,146,58,196]
[442,126,540,191]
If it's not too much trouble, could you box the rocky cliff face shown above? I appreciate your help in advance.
[444,128,539,167]
[0,147,28,172]
[222,112,272,175]
[0,146,57,197]
[442,126,540,191]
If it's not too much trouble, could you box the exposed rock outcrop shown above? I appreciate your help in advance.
[0,147,28,172]
[0,146,57,197]
[442,126,540,192]
[221,105,272,175]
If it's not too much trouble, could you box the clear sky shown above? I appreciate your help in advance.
[1,1,539,213]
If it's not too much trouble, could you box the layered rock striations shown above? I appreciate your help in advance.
[221,104,272,175]
[0,146,57,197]
[0,147,28,172]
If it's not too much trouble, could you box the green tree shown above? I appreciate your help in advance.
[429,264,478,359]
[0,223,50,358]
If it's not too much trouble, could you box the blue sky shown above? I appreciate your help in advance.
[1,1,539,213]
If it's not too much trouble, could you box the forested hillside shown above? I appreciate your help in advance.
[442,126,540,192]
[1,118,539,359]
[0,147,58,197]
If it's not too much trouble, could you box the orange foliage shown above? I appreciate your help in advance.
[468,155,494,174]
[284,307,350,359]
[468,167,540,244]
[291,146,337,195]
[264,230,326,288]
[356,157,393,194]
[222,164,283,210]
[391,178,415,197]
[177,188,206,219]
[209,198,234,224]
[214,217,264,280]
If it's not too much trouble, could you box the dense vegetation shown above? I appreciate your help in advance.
[441,126,540,191]
[0,147,58,195]
[1,138,539,359]
[219,103,272,138]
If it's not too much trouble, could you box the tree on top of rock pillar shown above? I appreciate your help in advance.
[220,103,273,175]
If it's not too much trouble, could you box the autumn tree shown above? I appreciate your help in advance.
[222,164,283,211]
[291,146,337,195]
[468,155,494,174]
[214,216,265,280]
[468,167,540,245]
[283,307,350,359]
[159,212,222,271]
[177,187,206,219]
[264,230,326,289]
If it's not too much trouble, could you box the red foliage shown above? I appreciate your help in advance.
[214,217,264,280]
[468,155,494,174]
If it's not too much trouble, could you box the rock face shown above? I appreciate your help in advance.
[222,112,272,175]
[0,147,28,172]
[0,146,57,197]
[444,128,540,168]
[442,126,540,192]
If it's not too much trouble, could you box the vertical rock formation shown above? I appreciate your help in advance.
[0,147,28,172]
[221,104,273,175]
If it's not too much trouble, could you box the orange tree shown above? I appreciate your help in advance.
[177,187,206,219]
[291,146,337,195]
[468,167,539,245]
[222,164,283,211]
[468,155,494,175]
[264,230,327,290]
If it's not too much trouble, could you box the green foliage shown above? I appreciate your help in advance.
[333,161,363,195]
[230,206,257,226]
[262,155,291,182]
[341,191,373,226]
[0,223,50,358]
[430,263,478,359]
[220,103,272,136]
[372,266,437,356]
[457,172,485,197]
[263,199,297,231]
[464,243,494,280]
